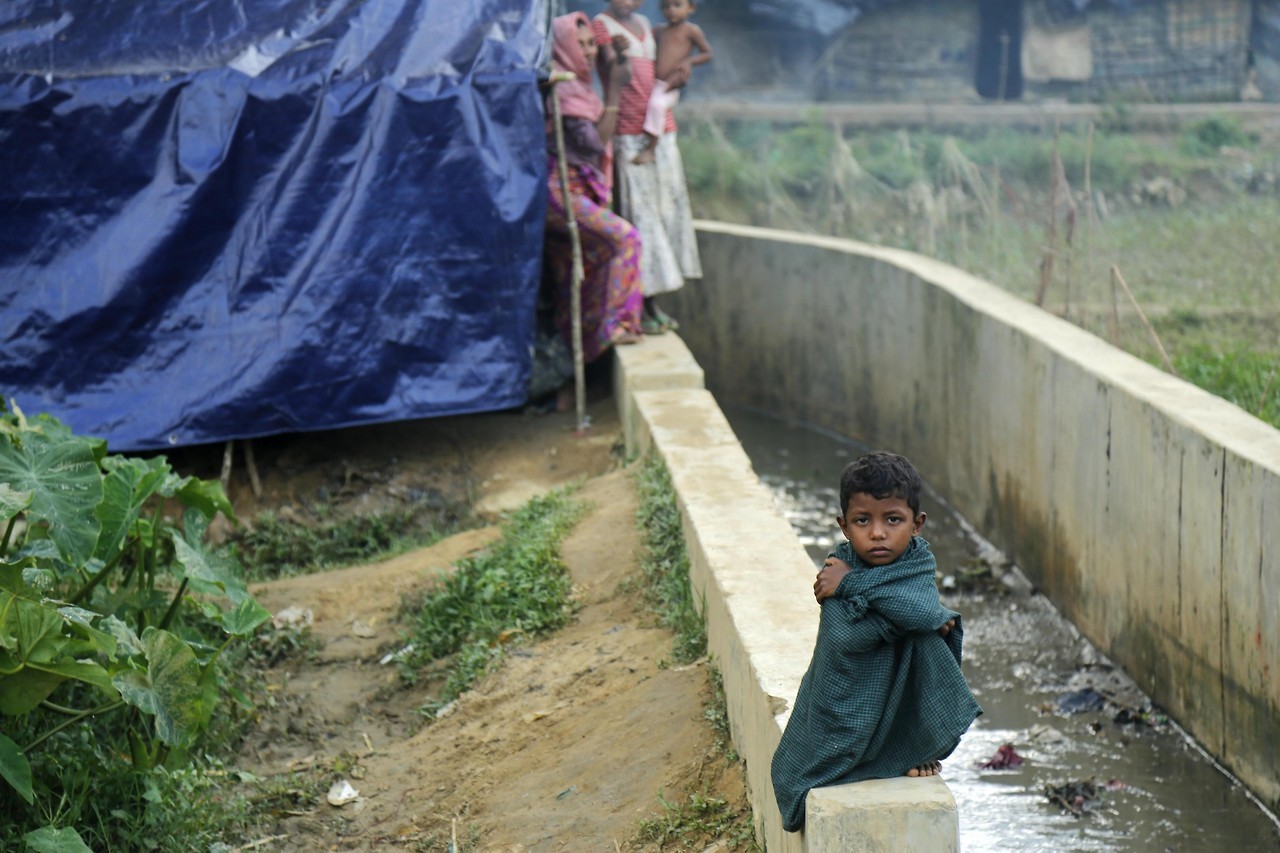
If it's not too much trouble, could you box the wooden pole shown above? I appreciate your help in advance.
[550,82,588,432]
[220,440,234,497]
[244,439,263,499]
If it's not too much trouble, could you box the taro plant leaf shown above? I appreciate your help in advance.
[23,825,94,853]
[0,482,32,521]
[172,516,248,604]
[0,429,102,566]
[100,614,144,657]
[94,456,169,563]
[58,605,118,661]
[171,475,236,525]
[220,597,272,637]
[0,593,118,713]
[0,731,34,804]
[0,667,64,714]
[113,627,216,747]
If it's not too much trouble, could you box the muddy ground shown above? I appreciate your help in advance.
[192,393,753,851]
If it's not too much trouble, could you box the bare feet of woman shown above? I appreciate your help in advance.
[611,330,643,345]
[905,760,942,777]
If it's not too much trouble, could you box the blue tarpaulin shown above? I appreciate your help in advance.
[0,0,549,451]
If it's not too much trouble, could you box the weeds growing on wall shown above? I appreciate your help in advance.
[680,117,1280,428]
[398,488,585,717]
[634,453,706,665]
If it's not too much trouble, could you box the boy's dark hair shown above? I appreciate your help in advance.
[839,451,923,517]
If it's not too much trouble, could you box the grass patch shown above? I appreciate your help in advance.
[681,117,1280,426]
[1173,346,1280,427]
[234,498,468,581]
[635,791,761,851]
[634,453,706,665]
[398,488,585,716]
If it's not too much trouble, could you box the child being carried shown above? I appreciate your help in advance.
[633,0,712,165]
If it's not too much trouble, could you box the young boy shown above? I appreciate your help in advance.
[632,0,712,165]
[770,451,982,833]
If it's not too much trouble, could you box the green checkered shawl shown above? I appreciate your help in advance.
[770,536,982,833]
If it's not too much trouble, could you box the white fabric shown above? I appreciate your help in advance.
[643,77,680,139]
[615,132,702,296]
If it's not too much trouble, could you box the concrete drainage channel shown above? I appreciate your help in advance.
[613,221,1280,849]
[613,334,958,851]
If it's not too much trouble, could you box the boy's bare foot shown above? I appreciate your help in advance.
[905,761,942,777]
[631,147,656,165]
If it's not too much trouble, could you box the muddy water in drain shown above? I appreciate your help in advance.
[723,404,1280,851]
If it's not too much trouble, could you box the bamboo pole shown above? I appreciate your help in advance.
[1111,265,1177,375]
[549,81,588,433]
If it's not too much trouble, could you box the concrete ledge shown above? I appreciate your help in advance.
[613,335,960,851]
[807,777,958,853]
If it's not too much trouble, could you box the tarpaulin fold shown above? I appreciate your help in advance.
[1,0,548,450]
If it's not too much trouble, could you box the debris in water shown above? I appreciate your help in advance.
[1043,777,1128,817]
[1043,779,1100,817]
[1112,704,1169,729]
[979,744,1024,769]
[1052,687,1107,715]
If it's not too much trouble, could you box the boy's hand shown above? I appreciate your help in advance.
[666,59,692,89]
[938,618,956,637]
[814,557,852,603]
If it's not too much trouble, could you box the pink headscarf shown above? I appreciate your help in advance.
[550,12,603,122]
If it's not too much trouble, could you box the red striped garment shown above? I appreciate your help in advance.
[592,13,676,137]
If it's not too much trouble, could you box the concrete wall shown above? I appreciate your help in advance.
[662,221,1280,813]
[613,335,959,851]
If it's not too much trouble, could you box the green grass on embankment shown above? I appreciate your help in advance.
[680,115,1280,427]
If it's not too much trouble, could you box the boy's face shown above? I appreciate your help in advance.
[661,0,693,24]
[837,492,924,566]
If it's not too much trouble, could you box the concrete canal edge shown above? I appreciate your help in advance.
[657,220,1280,825]
[613,334,960,851]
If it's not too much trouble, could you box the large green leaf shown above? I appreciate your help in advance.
[172,522,248,604]
[0,731,33,804]
[0,667,63,714]
[23,826,93,853]
[220,597,272,637]
[113,627,215,747]
[0,592,65,662]
[0,430,102,566]
[94,456,169,563]
[0,593,118,712]
[0,482,32,522]
[177,476,236,524]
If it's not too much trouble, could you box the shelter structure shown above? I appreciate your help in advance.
[660,0,1273,103]
[0,1,550,451]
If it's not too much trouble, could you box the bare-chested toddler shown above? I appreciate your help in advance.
[633,0,712,165]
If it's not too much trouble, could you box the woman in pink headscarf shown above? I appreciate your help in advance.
[544,11,645,367]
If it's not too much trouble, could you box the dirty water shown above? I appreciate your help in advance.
[721,404,1280,852]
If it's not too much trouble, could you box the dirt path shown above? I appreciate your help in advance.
[228,401,751,851]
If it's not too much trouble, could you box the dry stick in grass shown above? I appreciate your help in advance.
[1035,126,1060,308]
[1083,121,1103,338]
[1111,265,1177,376]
